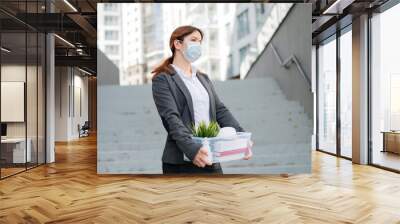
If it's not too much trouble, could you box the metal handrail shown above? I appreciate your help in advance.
[270,43,311,90]
[238,3,311,91]
[239,3,293,79]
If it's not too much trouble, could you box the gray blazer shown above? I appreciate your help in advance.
[152,64,245,164]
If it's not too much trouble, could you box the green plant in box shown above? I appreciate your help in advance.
[190,120,220,137]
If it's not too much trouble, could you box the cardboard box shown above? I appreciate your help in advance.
[184,132,252,163]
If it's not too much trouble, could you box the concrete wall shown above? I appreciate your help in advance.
[246,4,313,119]
[97,49,120,86]
[98,77,312,174]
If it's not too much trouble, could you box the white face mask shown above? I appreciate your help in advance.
[181,40,202,62]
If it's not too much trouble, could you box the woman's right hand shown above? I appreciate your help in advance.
[193,146,212,168]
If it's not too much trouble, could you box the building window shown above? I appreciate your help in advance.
[104,3,118,11]
[143,24,154,33]
[370,3,400,171]
[237,9,250,39]
[144,5,152,16]
[339,28,352,158]
[239,44,250,65]
[211,61,218,73]
[209,29,218,48]
[225,23,231,44]
[208,4,217,22]
[112,59,119,66]
[106,45,119,55]
[104,16,118,25]
[227,54,233,76]
[318,36,337,155]
[224,4,230,14]
[105,30,118,40]
[256,4,266,28]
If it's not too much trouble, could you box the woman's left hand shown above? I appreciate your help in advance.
[243,140,253,160]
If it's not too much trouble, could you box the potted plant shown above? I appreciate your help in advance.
[186,120,252,163]
[190,120,220,138]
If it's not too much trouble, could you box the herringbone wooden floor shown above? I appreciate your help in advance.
[1,134,400,224]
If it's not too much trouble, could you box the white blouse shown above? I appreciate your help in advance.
[171,63,210,128]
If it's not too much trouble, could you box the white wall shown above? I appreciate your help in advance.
[55,66,68,141]
[1,63,46,164]
[71,73,89,138]
[55,67,89,141]
[1,66,26,138]
[1,65,41,137]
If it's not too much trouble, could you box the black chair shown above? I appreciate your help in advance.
[78,121,90,138]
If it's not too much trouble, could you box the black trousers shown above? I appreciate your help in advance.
[162,162,223,174]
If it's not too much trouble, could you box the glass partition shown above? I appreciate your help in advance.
[1,31,28,177]
[339,27,352,158]
[371,3,400,171]
[317,35,337,155]
[0,1,46,179]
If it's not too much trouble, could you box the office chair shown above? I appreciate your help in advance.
[78,121,90,138]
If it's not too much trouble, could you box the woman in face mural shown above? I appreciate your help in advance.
[151,25,253,174]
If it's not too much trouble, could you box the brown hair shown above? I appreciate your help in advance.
[151,25,204,79]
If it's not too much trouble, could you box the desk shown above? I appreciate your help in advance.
[1,138,31,163]
[381,131,400,154]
